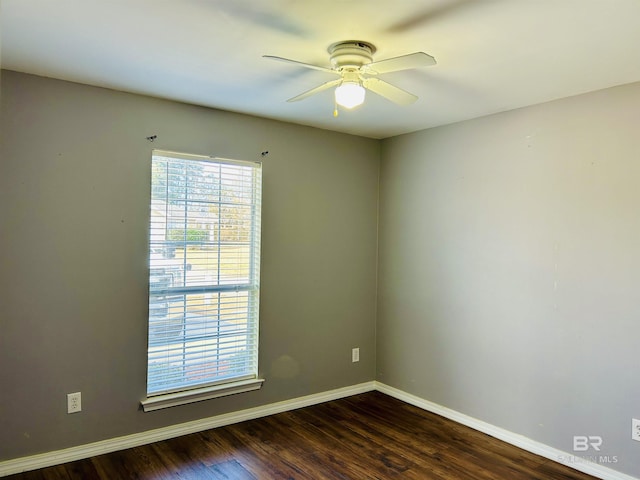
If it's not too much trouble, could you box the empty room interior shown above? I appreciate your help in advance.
[1,1,640,479]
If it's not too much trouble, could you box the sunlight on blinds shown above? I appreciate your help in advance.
[147,151,261,396]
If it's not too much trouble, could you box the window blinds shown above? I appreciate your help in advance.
[147,150,261,396]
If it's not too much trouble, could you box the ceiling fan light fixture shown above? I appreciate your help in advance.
[334,81,365,109]
[265,40,436,110]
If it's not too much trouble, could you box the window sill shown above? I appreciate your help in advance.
[141,378,265,412]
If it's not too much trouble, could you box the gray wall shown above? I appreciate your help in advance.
[0,71,379,460]
[377,82,640,478]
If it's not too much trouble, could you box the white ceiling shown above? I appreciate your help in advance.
[3,0,640,139]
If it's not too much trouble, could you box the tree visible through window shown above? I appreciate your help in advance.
[147,150,262,396]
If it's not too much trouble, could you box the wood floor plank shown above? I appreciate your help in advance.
[8,465,70,480]
[91,445,172,479]
[5,392,600,480]
[63,458,101,480]
[149,438,219,480]
[208,426,318,480]
[208,459,256,479]
[291,405,417,477]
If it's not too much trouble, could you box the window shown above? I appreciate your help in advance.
[142,150,262,411]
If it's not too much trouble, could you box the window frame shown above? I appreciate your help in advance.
[141,149,263,411]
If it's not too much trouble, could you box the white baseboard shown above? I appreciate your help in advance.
[374,382,638,480]
[0,381,376,477]
[2,381,637,480]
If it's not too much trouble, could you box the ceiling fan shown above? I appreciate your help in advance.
[264,41,436,114]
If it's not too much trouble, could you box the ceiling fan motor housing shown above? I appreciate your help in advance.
[329,41,376,70]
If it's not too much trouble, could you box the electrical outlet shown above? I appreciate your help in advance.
[67,392,82,414]
[352,347,360,363]
[633,418,640,442]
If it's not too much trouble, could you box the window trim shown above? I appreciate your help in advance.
[141,378,265,412]
[142,149,263,409]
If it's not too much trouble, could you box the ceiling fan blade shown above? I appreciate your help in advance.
[362,77,418,105]
[363,52,436,75]
[263,55,337,75]
[217,0,308,37]
[287,79,342,102]
[386,0,477,33]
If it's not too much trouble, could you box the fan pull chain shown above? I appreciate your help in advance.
[333,101,339,117]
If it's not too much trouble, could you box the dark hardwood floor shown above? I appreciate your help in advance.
[7,391,598,479]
